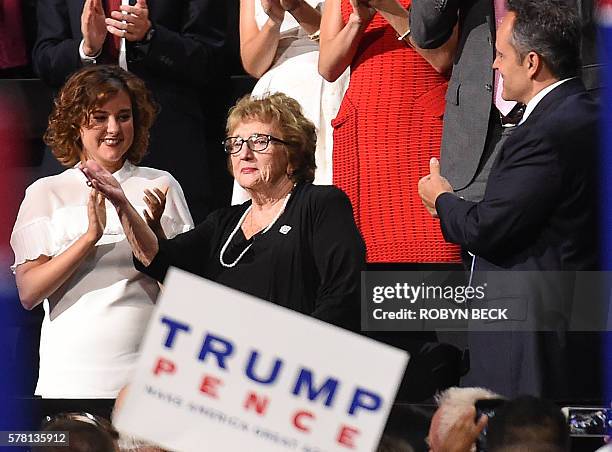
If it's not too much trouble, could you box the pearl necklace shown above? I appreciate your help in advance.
[219,189,293,268]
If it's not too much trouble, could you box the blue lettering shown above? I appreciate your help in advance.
[160,317,191,349]
[198,333,234,370]
[348,388,382,416]
[292,368,338,407]
[245,351,283,385]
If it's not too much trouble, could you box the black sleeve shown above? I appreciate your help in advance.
[310,188,366,330]
[128,0,226,87]
[134,210,221,282]
[409,0,460,49]
[32,0,82,87]
[435,138,561,260]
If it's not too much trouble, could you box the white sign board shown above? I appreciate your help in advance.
[115,268,409,452]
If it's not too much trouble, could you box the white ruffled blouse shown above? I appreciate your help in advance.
[10,161,194,398]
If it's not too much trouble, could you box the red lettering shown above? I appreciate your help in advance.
[336,425,359,449]
[243,391,269,415]
[199,375,223,398]
[153,357,176,376]
[292,410,314,432]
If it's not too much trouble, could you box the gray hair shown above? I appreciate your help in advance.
[506,0,581,79]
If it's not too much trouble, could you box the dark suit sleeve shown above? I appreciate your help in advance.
[129,0,225,87]
[310,188,366,329]
[435,138,562,259]
[32,0,82,87]
[409,0,460,49]
[134,211,220,282]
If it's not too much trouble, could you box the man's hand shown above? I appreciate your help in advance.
[418,157,453,218]
[81,0,107,56]
[106,0,152,42]
[437,407,487,452]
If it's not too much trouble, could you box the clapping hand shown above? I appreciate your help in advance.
[261,0,285,24]
[81,160,128,208]
[348,0,375,24]
[81,0,107,56]
[86,189,107,243]
[105,0,152,42]
[280,0,302,11]
[143,187,168,239]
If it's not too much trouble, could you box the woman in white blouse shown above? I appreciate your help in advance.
[232,0,349,203]
[10,65,193,400]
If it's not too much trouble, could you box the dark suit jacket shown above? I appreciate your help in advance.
[410,0,496,191]
[436,78,598,272]
[435,79,601,399]
[32,0,227,223]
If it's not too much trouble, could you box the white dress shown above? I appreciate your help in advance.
[231,0,350,204]
[10,161,194,398]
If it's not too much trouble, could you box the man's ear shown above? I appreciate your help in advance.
[526,51,541,79]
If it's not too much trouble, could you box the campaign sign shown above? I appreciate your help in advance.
[114,268,409,452]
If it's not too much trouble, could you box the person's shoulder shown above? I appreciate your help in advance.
[24,168,79,196]
[130,165,178,183]
[296,183,346,199]
[539,81,597,126]
[196,203,249,230]
[298,183,349,201]
[296,183,352,211]
[127,164,188,194]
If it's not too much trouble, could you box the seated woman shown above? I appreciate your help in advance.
[83,93,365,329]
[10,65,193,401]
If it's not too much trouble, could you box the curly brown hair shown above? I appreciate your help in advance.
[44,65,157,167]
[226,92,317,184]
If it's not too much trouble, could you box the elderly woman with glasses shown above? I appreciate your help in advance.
[83,92,365,328]
[10,65,193,402]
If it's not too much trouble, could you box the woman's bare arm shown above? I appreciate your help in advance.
[15,190,105,310]
[319,0,372,82]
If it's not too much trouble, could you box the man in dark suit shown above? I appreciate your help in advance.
[33,0,227,223]
[418,0,600,399]
[410,0,600,204]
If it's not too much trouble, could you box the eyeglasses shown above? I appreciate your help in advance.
[222,133,290,155]
[42,412,119,440]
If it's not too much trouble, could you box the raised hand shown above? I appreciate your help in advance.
[106,0,152,42]
[261,0,286,24]
[437,407,487,452]
[348,0,375,25]
[81,0,107,56]
[279,0,301,11]
[81,160,128,208]
[86,189,107,243]
[143,187,168,238]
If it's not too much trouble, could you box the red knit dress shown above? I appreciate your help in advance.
[332,0,460,263]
